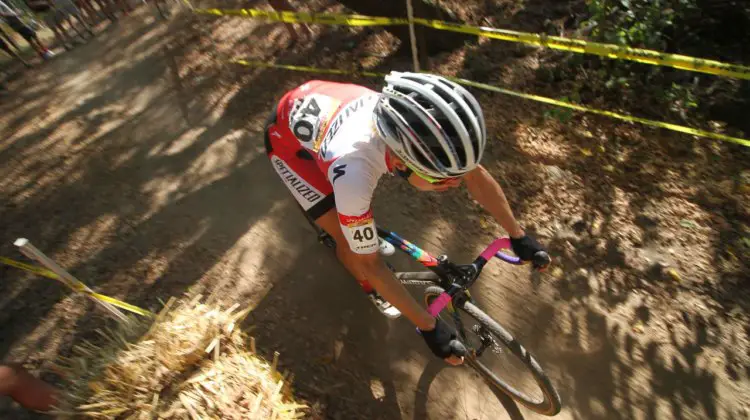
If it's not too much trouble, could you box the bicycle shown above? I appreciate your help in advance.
[304,214,563,416]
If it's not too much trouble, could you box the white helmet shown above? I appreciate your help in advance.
[374,71,487,179]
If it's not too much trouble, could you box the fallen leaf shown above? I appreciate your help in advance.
[591,220,603,234]
[581,148,593,157]
[667,269,681,282]
[680,219,698,229]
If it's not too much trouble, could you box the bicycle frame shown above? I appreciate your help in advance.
[376,227,440,268]
[377,226,522,270]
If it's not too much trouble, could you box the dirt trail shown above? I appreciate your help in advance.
[1,6,749,420]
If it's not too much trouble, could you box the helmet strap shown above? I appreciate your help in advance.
[385,148,413,180]
[394,165,413,180]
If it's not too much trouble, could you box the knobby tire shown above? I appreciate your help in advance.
[424,286,562,416]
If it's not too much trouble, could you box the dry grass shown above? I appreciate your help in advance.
[53,297,305,419]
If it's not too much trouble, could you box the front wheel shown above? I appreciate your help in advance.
[424,286,562,416]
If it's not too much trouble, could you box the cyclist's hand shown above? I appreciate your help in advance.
[419,318,465,365]
[510,234,551,270]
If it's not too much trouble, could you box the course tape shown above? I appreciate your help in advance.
[231,59,750,148]
[0,257,153,317]
[194,8,406,27]
[413,19,750,80]
[196,8,750,80]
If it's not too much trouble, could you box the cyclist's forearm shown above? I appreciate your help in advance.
[364,261,436,330]
[464,165,524,238]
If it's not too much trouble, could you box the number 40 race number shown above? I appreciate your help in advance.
[352,226,375,242]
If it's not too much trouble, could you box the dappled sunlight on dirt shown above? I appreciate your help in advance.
[0,10,308,419]
[513,124,574,161]
[1,1,749,419]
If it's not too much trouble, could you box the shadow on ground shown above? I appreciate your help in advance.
[2,2,749,419]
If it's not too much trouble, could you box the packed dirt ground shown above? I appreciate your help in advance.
[1,1,749,419]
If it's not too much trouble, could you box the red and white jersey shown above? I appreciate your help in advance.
[276,81,390,254]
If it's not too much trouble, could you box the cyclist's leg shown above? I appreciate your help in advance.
[310,209,400,318]
[43,13,72,50]
[0,36,30,67]
[59,1,91,39]
[313,208,375,293]
[67,2,94,36]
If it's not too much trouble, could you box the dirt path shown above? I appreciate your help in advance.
[1,6,749,420]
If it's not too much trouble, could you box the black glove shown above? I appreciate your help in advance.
[510,234,546,262]
[419,318,463,359]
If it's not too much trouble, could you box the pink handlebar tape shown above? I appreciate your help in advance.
[479,237,512,261]
[427,292,452,317]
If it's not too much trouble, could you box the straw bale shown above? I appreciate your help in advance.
[54,297,305,419]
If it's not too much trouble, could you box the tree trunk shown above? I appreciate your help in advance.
[335,0,474,56]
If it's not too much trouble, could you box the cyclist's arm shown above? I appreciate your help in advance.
[463,164,524,238]
[349,251,461,365]
[353,253,436,330]
[330,157,436,331]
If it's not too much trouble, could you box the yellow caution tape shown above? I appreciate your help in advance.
[196,8,750,80]
[413,19,750,80]
[0,257,153,317]
[449,77,750,148]
[194,8,406,27]
[231,59,386,77]
[231,59,750,148]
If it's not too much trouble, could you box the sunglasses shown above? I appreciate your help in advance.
[402,161,460,185]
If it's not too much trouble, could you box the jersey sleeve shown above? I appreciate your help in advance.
[328,157,380,255]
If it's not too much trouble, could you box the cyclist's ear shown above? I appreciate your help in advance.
[389,153,409,174]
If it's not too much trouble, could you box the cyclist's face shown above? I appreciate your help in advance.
[390,154,463,191]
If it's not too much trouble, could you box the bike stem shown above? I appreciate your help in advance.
[426,237,513,316]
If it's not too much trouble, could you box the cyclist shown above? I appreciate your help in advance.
[265,72,548,364]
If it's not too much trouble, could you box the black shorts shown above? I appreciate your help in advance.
[5,16,36,43]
